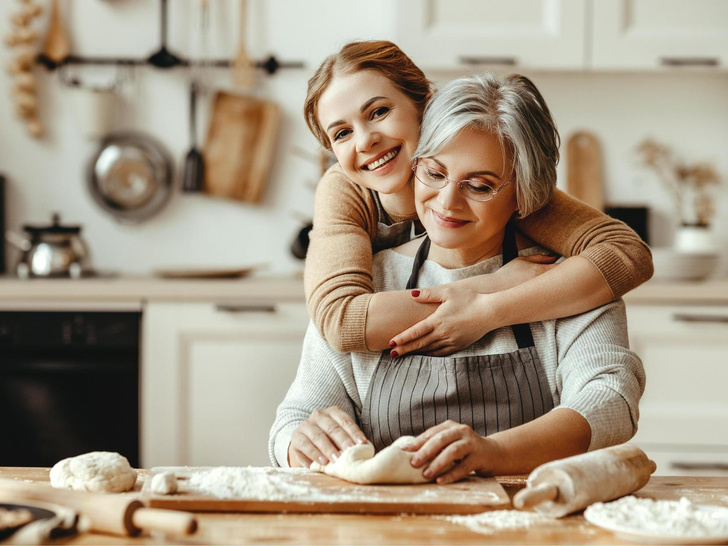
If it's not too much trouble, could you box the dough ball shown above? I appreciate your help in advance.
[150,471,178,495]
[50,451,137,493]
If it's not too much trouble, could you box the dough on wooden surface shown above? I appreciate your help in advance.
[50,451,137,493]
[310,436,430,485]
[150,471,178,495]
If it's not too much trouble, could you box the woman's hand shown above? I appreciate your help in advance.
[288,407,368,468]
[388,254,557,357]
[405,420,498,484]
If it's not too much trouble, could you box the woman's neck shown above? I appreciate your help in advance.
[377,183,417,218]
[427,232,506,269]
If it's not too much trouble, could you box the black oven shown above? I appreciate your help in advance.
[0,310,140,467]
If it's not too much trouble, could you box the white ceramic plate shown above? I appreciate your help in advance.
[584,503,728,544]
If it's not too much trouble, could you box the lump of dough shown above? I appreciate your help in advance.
[310,436,430,485]
[150,471,178,495]
[50,451,137,493]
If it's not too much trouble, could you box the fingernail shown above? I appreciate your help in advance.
[331,453,339,462]
[410,458,420,467]
[318,456,327,465]
[389,340,397,348]
[423,469,432,478]
[411,290,420,297]
[357,438,368,444]
[390,350,398,358]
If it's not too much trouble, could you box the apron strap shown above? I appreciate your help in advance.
[405,236,431,290]
[502,219,536,349]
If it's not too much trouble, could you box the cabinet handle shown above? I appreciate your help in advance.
[459,56,517,66]
[215,303,277,314]
[672,313,728,324]
[671,461,728,471]
[660,57,719,67]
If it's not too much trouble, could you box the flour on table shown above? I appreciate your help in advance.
[50,451,137,493]
[188,467,313,501]
[585,496,728,538]
[310,436,429,485]
[443,510,553,535]
[150,471,178,495]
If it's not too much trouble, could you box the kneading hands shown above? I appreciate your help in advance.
[288,405,591,484]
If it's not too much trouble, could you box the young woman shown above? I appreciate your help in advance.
[271,73,645,483]
[303,40,653,357]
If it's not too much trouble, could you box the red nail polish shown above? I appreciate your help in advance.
[390,350,398,358]
[389,340,397,348]
[411,290,420,297]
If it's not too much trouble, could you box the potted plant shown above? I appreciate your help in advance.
[636,138,723,253]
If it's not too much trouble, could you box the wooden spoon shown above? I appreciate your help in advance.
[231,0,256,90]
[43,0,70,63]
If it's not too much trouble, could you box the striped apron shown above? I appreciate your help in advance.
[359,221,555,451]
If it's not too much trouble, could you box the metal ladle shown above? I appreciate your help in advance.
[147,0,182,69]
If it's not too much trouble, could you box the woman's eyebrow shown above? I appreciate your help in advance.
[428,157,503,179]
[326,96,388,132]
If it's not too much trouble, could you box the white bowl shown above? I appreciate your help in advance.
[651,248,720,281]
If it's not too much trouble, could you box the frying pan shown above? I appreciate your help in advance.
[87,132,174,223]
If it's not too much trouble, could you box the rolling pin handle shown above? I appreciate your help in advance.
[131,508,198,536]
[513,483,559,510]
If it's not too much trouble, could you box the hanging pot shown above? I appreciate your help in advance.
[87,132,174,224]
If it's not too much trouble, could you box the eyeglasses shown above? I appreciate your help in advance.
[412,158,512,202]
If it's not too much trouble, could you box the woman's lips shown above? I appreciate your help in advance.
[432,210,469,228]
[361,146,401,173]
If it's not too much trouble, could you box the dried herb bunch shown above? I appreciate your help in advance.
[636,138,723,226]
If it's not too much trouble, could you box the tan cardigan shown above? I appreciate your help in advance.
[305,164,654,353]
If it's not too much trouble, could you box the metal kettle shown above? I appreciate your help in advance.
[6,213,91,278]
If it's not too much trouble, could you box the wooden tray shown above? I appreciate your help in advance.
[142,467,511,515]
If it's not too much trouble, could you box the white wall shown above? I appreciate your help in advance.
[1,1,727,276]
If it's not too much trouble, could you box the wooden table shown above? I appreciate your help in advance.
[1,468,727,545]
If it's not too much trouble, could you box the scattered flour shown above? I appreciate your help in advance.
[585,496,728,538]
[188,467,313,501]
[443,510,552,535]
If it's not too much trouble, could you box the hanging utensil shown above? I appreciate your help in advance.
[231,0,256,90]
[566,131,604,210]
[147,0,182,69]
[182,82,204,192]
[42,0,70,63]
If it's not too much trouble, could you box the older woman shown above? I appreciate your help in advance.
[270,73,645,484]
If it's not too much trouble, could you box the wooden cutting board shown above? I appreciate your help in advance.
[203,91,280,204]
[142,467,510,515]
[566,131,604,210]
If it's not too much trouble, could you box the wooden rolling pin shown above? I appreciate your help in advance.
[513,444,657,518]
[0,478,197,537]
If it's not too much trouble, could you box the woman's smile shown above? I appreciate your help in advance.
[361,146,401,172]
[430,210,470,229]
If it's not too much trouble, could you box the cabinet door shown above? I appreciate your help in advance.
[141,301,309,467]
[626,305,728,449]
[395,0,587,70]
[592,0,728,69]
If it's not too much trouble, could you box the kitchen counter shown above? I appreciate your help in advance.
[0,273,305,305]
[1,468,727,545]
[0,273,726,306]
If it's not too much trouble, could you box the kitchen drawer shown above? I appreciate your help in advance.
[626,305,728,448]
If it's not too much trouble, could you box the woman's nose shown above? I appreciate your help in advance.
[355,128,380,153]
[436,178,463,209]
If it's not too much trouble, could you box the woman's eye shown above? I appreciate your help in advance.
[426,169,447,180]
[371,107,390,119]
[465,179,495,193]
[333,128,351,142]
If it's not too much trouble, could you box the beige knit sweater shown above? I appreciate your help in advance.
[305,164,653,353]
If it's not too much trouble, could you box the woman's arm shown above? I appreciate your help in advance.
[381,191,654,355]
[305,165,379,353]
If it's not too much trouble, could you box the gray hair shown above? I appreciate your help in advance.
[414,73,560,218]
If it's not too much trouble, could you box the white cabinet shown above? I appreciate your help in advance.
[141,300,309,468]
[397,0,728,71]
[626,304,728,475]
[395,0,587,70]
[592,0,728,69]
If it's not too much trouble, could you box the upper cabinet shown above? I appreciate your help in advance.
[395,0,587,70]
[396,0,728,71]
[592,0,728,69]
